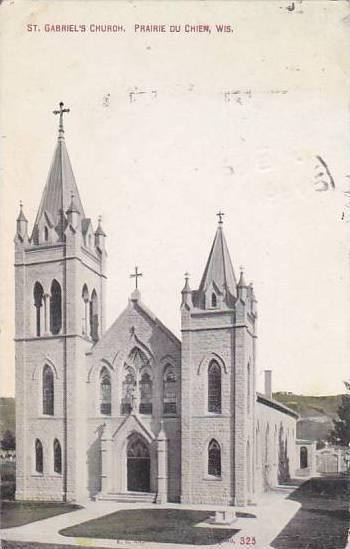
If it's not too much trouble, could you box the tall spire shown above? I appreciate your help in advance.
[198,214,237,304]
[32,102,85,242]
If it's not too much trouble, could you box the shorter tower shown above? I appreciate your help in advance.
[180,216,257,506]
[14,103,107,501]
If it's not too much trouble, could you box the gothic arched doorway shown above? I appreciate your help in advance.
[127,435,150,492]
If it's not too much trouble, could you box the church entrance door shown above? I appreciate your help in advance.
[127,435,150,492]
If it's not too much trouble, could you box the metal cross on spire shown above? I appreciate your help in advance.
[130,266,143,290]
[53,102,70,139]
[216,211,225,225]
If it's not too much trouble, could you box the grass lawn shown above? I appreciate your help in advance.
[1,501,82,529]
[271,476,350,549]
[60,508,241,545]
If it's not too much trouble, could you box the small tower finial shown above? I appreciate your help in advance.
[216,211,224,225]
[53,101,70,141]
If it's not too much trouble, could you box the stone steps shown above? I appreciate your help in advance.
[98,491,157,503]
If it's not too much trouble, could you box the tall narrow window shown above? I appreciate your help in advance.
[208,360,221,413]
[44,226,49,241]
[33,282,44,337]
[163,367,177,415]
[82,284,89,335]
[139,371,152,415]
[100,367,111,415]
[43,365,54,415]
[121,368,136,415]
[35,439,43,473]
[90,290,99,342]
[53,439,62,474]
[208,439,221,477]
[50,280,62,335]
[211,293,217,308]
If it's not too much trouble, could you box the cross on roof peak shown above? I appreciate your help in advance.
[130,266,143,290]
[53,102,70,140]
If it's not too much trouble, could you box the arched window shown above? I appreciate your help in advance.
[208,360,221,413]
[100,367,111,415]
[44,226,49,241]
[121,368,136,415]
[53,439,62,474]
[82,284,89,335]
[33,282,44,337]
[50,280,62,335]
[35,439,43,473]
[300,446,308,469]
[139,371,152,415]
[90,289,99,342]
[163,367,177,415]
[208,439,221,477]
[211,293,217,308]
[43,365,54,415]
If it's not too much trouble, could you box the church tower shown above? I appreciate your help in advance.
[14,103,107,501]
[180,215,257,506]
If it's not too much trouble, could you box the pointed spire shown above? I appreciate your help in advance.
[181,272,192,309]
[16,201,28,241]
[32,103,85,243]
[198,214,237,306]
[17,201,27,222]
[66,192,80,214]
[238,266,247,288]
[95,215,106,236]
[95,215,106,251]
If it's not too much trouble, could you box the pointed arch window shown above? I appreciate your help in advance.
[53,439,62,474]
[33,282,44,337]
[100,367,111,415]
[35,439,43,473]
[82,284,89,336]
[211,293,217,308]
[50,280,62,335]
[90,289,99,342]
[163,366,177,415]
[44,226,49,241]
[208,360,221,413]
[121,368,136,415]
[208,439,221,477]
[139,371,152,415]
[43,365,54,415]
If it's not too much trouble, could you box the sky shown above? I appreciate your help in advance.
[1,0,350,397]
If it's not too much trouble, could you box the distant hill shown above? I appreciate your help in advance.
[0,398,15,438]
[273,392,343,442]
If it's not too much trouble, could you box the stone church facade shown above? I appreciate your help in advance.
[14,106,298,506]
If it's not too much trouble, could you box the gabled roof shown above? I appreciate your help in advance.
[32,133,85,240]
[198,225,237,300]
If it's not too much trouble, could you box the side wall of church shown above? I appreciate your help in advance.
[255,400,297,495]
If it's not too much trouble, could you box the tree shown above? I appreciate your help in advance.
[1,429,16,450]
[328,381,350,446]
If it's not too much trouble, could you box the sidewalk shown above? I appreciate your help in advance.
[0,490,301,549]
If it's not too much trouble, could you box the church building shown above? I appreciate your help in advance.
[14,104,298,506]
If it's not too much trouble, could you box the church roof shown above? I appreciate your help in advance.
[32,106,85,240]
[198,224,237,299]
